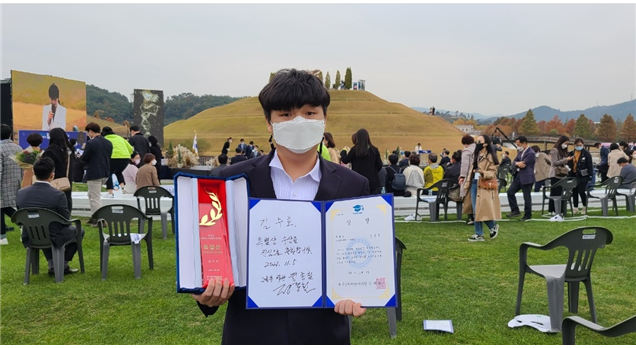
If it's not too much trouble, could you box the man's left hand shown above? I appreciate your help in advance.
[334,299,366,317]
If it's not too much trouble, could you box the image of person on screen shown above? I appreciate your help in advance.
[41,83,67,131]
[192,68,370,345]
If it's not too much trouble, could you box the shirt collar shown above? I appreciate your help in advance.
[269,149,322,183]
[34,180,52,186]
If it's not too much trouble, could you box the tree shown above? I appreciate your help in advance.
[269,72,275,83]
[333,70,341,89]
[619,113,636,143]
[537,120,547,134]
[573,114,592,139]
[596,114,617,142]
[324,72,331,89]
[546,115,565,135]
[563,119,576,137]
[344,67,352,90]
[519,109,541,136]
[588,119,597,139]
[317,71,323,84]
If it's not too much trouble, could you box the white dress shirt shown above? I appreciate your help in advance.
[269,150,322,200]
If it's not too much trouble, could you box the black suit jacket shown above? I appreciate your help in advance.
[80,136,113,180]
[197,151,369,345]
[129,133,151,159]
[16,182,75,248]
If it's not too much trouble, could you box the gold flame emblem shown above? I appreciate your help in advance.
[200,191,223,226]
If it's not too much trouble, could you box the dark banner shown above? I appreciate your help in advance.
[132,89,164,145]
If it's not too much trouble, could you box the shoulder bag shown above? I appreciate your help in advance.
[51,153,72,192]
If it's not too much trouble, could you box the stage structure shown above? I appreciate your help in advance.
[133,89,164,145]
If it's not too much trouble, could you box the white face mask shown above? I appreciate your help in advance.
[271,116,325,154]
[151,159,157,166]
[561,144,568,149]
[134,159,140,165]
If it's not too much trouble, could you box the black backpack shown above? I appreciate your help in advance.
[388,166,406,191]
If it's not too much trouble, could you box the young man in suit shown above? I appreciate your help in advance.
[17,157,82,274]
[80,122,113,227]
[506,136,536,221]
[192,68,370,345]
[128,125,150,167]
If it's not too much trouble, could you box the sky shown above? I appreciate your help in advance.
[1,3,635,116]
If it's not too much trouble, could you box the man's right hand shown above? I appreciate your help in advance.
[192,277,235,307]
[48,111,54,125]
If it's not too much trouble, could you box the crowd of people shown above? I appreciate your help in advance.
[1,122,165,231]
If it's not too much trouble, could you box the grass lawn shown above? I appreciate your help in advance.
[1,208,635,344]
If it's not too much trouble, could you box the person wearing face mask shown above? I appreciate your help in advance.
[568,138,593,214]
[340,128,383,194]
[548,136,573,215]
[607,143,628,179]
[80,122,113,227]
[122,151,140,194]
[506,136,536,221]
[467,135,501,242]
[136,153,160,189]
[531,145,551,192]
[192,68,369,345]
[458,134,476,225]
[323,132,339,164]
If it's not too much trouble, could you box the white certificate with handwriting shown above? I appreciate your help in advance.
[246,195,396,309]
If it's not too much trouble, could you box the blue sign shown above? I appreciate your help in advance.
[18,130,84,151]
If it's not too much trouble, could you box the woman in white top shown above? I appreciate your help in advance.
[403,153,425,197]
[122,151,140,194]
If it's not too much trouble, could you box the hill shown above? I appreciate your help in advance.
[486,99,636,123]
[165,90,465,157]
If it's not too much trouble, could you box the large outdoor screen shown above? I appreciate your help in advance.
[11,70,87,132]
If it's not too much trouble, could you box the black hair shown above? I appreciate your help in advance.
[619,141,628,148]
[574,138,584,145]
[258,69,330,122]
[610,143,619,151]
[474,134,500,167]
[26,133,43,147]
[428,153,438,163]
[48,128,74,155]
[148,135,158,146]
[249,141,254,145]
[130,125,141,132]
[48,83,59,99]
[388,154,398,164]
[101,126,114,136]
[452,150,462,162]
[617,157,629,165]
[240,138,245,142]
[516,135,528,144]
[34,157,56,181]
[218,154,228,164]
[354,128,376,158]
[85,122,101,134]
[1,124,12,140]
[531,145,541,153]
[554,135,570,158]
[69,138,77,146]
[404,150,411,158]
[130,151,139,159]
[235,147,242,154]
[594,142,602,147]
[323,132,336,148]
